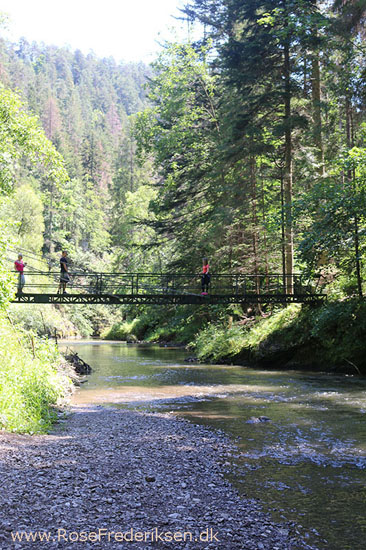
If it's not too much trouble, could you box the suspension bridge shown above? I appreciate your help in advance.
[11,271,326,305]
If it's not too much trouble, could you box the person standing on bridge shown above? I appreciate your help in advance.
[14,254,26,294]
[57,251,70,294]
[201,257,210,295]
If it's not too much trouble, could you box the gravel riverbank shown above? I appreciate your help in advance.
[0,406,318,549]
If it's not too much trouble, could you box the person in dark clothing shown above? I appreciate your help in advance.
[57,251,70,294]
[201,257,210,295]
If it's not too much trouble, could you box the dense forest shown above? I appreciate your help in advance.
[135,0,366,286]
[1,1,366,371]
[0,38,150,266]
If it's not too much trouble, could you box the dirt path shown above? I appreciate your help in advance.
[0,405,317,549]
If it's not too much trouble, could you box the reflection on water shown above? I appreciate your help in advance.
[60,341,366,550]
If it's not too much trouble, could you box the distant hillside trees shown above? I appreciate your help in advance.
[0,38,154,270]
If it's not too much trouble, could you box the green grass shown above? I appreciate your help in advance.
[102,318,141,340]
[102,305,211,344]
[245,304,302,349]
[192,300,366,373]
[192,306,301,362]
[193,323,248,362]
[0,313,73,433]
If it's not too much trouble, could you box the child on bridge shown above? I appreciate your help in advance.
[201,257,210,295]
[14,254,26,294]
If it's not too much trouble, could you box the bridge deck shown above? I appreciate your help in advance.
[12,292,325,305]
[11,272,326,305]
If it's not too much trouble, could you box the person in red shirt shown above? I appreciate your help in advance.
[201,257,210,295]
[14,254,26,293]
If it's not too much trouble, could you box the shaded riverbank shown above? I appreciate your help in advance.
[0,406,313,549]
[193,301,366,374]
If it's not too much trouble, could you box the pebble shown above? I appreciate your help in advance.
[145,475,156,482]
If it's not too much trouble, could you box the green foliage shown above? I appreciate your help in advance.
[297,148,366,279]
[0,79,69,309]
[193,301,366,372]
[0,40,155,341]
[9,304,79,338]
[132,0,366,302]
[0,83,68,193]
[102,318,140,341]
[193,305,301,362]
[143,305,212,343]
[193,323,248,362]
[0,220,16,308]
[0,184,45,252]
[0,39,151,272]
[307,299,366,367]
[245,305,303,349]
[113,184,158,272]
[135,42,225,270]
[0,313,72,433]
[63,303,118,338]
[103,304,214,344]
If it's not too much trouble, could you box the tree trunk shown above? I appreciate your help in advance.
[280,167,287,293]
[354,205,362,297]
[130,139,134,192]
[284,34,294,294]
[346,96,363,297]
[260,167,270,290]
[250,157,260,294]
[310,0,325,176]
[311,54,325,175]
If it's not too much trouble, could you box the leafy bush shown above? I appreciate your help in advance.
[309,299,366,367]
[103,304,212,343]
[0,314,72,433]
[193,323,248,362]
[102,319,140,340]
[193,300,366,372]
[9,304,79,338]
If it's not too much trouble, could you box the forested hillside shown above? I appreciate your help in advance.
[0,38,151,270]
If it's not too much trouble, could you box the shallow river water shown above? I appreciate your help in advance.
[60,341,366,550]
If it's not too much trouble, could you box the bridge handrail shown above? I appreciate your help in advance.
[11,270,315,278]
[11,270,324,298]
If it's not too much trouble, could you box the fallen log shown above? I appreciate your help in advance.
[64,350,92,375]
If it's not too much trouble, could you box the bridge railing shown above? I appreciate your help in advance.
[13,271,322,297]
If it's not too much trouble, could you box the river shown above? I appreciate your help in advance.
[60,341,366,550]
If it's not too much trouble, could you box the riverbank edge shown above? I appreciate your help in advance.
[192,300,366,375]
